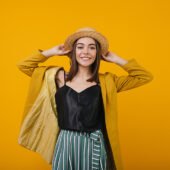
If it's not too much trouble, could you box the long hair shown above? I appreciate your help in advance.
[66,37,102,83]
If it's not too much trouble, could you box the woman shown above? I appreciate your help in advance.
[17,27,153,170]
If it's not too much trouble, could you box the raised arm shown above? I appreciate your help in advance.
[102,51,154,92]
[16,44,71,77]
[109,58,154,92]
[16,49,49,77]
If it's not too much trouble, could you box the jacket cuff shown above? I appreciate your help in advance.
[120,58,138,70]
[31,49,49,61]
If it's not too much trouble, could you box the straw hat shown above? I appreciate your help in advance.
[64,27,109,55]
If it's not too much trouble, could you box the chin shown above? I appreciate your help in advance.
[78,63,93,67]
[77,61,95,67]
[77,59,95,65]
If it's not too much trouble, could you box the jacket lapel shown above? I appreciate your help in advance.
[99,74,106,112]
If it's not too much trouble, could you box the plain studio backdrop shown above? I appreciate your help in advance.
[0,0,169,170]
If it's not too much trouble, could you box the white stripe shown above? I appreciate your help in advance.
[94,153,100,156]
[100,158,104,170]
[83,137,86,170]
[56,132,63,169]
[90,137,97,140]
[94,144,100,147]
[78,135,80,170]
[104,155,106,170]
[94,148,100,152]
[88,139,90,170]
[92,139,93,157]
[67,131,69,170]
[92,157,99,160]
[69,131,73,170]
[63,131,65,169]
[91,133,98,137]
[93,162,98,165]
[68,149,72,170]
[74,135,76,169]
[99,134,105,170]
[57,151,62,170]
[53,132,62,169]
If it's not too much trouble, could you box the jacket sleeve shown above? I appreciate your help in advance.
[16,49,49,77]
[109,58,154,92]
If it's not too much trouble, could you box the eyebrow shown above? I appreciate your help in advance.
[76,43,96,46]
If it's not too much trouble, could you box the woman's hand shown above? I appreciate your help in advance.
[42,44,71,58]
[101,51,128,66]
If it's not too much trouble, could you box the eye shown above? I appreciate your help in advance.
[90,47,96,49]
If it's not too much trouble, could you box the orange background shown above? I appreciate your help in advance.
[1,0,169,169]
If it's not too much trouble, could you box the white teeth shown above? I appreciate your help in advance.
[81,57,90,60]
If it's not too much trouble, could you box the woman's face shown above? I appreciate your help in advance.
[75,37,97,67]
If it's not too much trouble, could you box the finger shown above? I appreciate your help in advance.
[102,54,106,58]
[101,55,105,61]
[63,50,71,54]
[105,51,109,56]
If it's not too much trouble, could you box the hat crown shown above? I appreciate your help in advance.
[75,27,96,33]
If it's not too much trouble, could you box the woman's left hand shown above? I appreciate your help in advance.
[101,51,129,66]
[101,51,120,63]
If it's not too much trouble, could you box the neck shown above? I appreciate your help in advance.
[74,66,92,82]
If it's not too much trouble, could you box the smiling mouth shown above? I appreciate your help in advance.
[80,57,91,61]
[80,57,91,60]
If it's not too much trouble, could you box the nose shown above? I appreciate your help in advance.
[82,47,89,54]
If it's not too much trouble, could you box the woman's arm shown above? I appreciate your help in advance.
[110,58,154,92]
[102,51,154,92]
[16,49,49,77]
[16,44,71,77]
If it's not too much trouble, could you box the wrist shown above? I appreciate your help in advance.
[41,49,54,58]
[113,58,128,66]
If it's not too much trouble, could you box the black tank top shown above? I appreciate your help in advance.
[55,70,105,133]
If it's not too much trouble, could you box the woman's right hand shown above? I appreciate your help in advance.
[41,44,71,58]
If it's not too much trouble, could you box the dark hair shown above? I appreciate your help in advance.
[66,37,102,83]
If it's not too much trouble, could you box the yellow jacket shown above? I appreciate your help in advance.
[17,50,153,170]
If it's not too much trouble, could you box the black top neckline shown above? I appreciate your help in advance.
[65,84,100,94]
[57,83,100,95]
[56,69,100,95]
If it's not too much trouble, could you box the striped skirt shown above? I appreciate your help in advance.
[52,129,107,170]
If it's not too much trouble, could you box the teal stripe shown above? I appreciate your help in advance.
[52,129,107,170]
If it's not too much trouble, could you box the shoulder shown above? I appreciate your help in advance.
[55,69,64,88]
[99,72,115,78]
[55,68,68,88]
[102,72,117,83]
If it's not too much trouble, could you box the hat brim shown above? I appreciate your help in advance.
[64,31,109,56]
